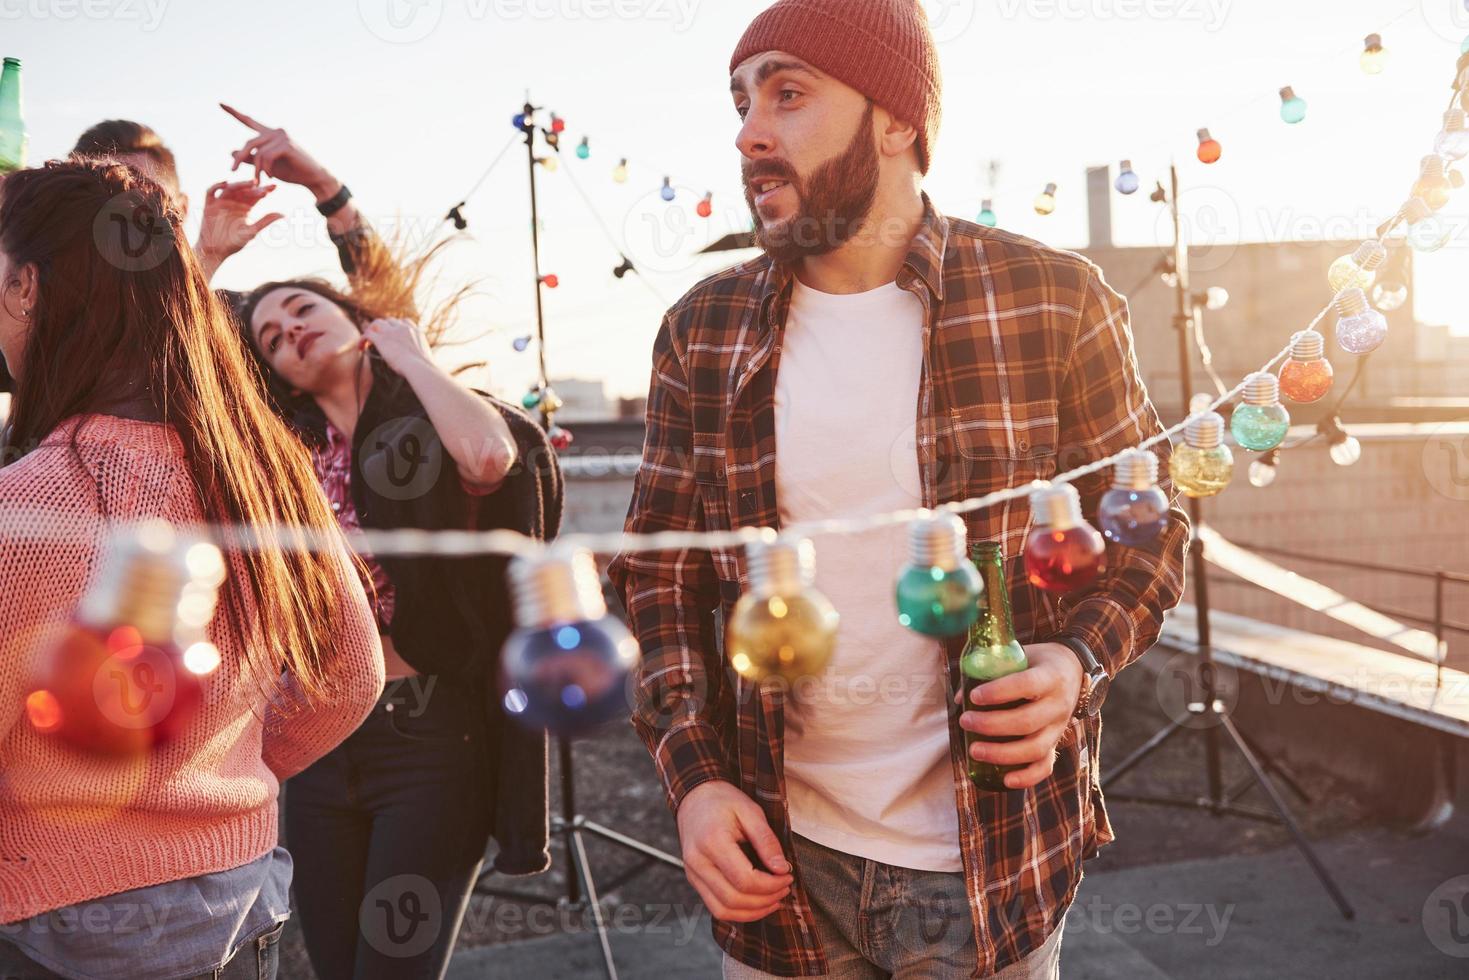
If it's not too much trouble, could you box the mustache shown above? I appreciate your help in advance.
[742,160,800,193]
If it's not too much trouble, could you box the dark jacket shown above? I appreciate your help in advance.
[347,365,562,876]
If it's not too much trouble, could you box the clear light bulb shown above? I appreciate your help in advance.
[1371,277,1408,312]
[1413,156,1452,211]
[1279,86,1307,124]
[1230,372,1291,452]
[1196,128,1222,164]
[1098,449,1170,546]
[1033,183,1057,216]
[978,199,997,227]
[1278,329,1334,404]
[1334,288,1389,355]
[499,548,641,736]
[1023,482,1105,594]
[24,522,225,757]
[1409,215,1453,253]
[1326,240,1387,293]
[1436,109,1469,162]
[727,535,840,683]
[1169,412,1234,498]
[613,158,629,184]
[1330,433,1362,467]
[1204,286,1230,311]
[1248,450,1280,488]
[895,511,984,637]
[1360,33,1387,75]
[1115,160,1140,195]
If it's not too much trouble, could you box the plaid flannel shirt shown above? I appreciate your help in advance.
[607,199,1189,977]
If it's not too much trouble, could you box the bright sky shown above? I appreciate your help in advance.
[7,0,1469,402]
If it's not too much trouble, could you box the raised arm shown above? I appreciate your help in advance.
[1047,266,1191,677]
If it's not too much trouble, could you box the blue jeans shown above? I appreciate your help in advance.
[0,920,282,980]
[721,833,1063,979]
[284,676,491,980]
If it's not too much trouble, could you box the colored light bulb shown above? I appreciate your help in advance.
[25,522,225,757]
[538,386,564,415]
[1248,449,1280,489]
[1413,156,1452,211]
[895,512,984,637]
[1196,128,1222,164]
[1327,240,1386,293]
[512,335,532,353]
[1279,86,1307,125]
[577,137,590,160]
[697,192,713,218]
[499,548,640,736]
[1231,372,1291,452]
[512,113,527,129]
[538,155,558,173]
[1169,411,1234,498]
[726,535,840,683]
[1437,110,1469,161]
[613,159,629,184]
[522,387,543,410]
[550,113,566,134]
[661,177,676,202]
[1278,329,1334,404]
[1115,160,1140,195]
[540,273,559,289]
[978,199,998,226]
[548,426,574,451]
[1033,183,1057,216]
[1023,482,1104,594]
[1098,449,1170,546]
[1360,33,1387,75]
[1334,288,1388,355]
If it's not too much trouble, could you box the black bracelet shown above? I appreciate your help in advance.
[316,184,352,218]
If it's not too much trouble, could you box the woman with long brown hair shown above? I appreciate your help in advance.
[225,110,559,980]
[0,160,384,978]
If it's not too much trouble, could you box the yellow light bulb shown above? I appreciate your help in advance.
[1033,182,1058,216]
[726,591,839,683]
[1169,411,1234,498]
[613,158,629,184]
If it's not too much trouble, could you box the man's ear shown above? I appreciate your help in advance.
[876,109,918,162]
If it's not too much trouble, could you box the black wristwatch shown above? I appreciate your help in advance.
[316,183,353,217]
[1052,636,1110,718]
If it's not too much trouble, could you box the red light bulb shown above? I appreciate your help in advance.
[549,426,574,451]
[1277,329,1334,404]
[541,274,559,289]
[1196,128,1222,164]
[551,114,566,134]
[697,192,713,219]
[25,524,225,757]
[1023,483,1104,594]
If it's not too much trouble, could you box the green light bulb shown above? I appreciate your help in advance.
[978,199,997,227]
[1170,412,1234,498]
[894,512,983,638]
[1230,373,1290,452]
[1279,86,1307,125]
[577,137,590,160]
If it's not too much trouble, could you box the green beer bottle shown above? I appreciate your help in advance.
[960,542,1029,791]
[0,57,26,175]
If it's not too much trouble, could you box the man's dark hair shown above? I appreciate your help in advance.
[72,119,180,193]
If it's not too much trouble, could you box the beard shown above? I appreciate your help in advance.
[743,102,880,265]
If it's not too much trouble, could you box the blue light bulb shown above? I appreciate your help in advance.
[1333,288,1388,355]
[1115,161,1140,195]
[661,177,676,202]
[1098,449,1169,545]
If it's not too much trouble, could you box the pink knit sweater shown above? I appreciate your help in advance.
[0,415,385,923]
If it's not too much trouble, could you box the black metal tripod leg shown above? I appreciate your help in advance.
[1233,727,1313,804]
[579,820,684,869]
[1102,715,1189,790]
[1219,715,1355,920]
[568,828,621,980]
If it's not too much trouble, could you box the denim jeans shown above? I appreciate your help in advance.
[721,833,1063,980]
[284,676,491,980]
[0,920,282,980]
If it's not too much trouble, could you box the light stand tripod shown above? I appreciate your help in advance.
[1100,162,1354,921]
[472,97,686,980]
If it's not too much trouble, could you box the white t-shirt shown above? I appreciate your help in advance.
[774,277,962,873]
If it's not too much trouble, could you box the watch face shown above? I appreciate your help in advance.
[1087,671,1110,714]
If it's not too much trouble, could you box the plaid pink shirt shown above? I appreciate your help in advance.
[608,199,1190,977]
[311,423,396,630]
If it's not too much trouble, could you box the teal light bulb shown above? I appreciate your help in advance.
[576,137,590,160]
[978,199,997,227]
[895,513,983,638]
[1279,87,1307,125]
[1230,372,1290,452]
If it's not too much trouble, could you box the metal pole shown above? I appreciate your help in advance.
[523,97,551,430]
[1169,162,1223,806]
[1435,570,1446,693]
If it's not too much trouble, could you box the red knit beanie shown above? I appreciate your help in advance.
[730,0,943,174]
